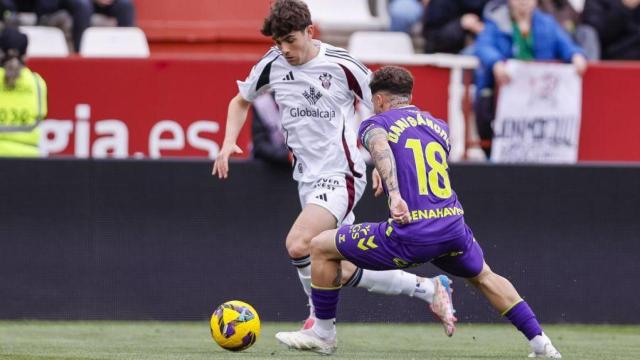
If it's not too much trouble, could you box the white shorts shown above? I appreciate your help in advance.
[298,174,367,226]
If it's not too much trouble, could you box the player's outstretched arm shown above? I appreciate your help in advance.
[212,93,251,179]
[364,128,410,224]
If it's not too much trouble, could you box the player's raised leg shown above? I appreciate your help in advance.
[287,203,451,331]
[341,260,437,305]
[468,262,562,358]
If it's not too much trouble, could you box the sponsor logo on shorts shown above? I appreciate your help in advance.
[313,178,340,191]
[314,193,328,202]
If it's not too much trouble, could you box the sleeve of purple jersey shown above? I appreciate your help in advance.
[358,115,386,147]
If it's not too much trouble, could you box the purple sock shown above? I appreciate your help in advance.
[504,301,543,340]
[311,286,341,320]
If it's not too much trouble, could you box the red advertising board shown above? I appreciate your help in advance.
[27,57,640,162]
[579,62,640,162]
[27,57,449,159]
[29,57,257,159]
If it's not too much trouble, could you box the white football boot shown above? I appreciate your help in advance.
[430,275,457,337]
[275,328,337,355]
[528,333,562,358]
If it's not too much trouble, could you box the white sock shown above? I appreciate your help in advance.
[297,264,312,297]
[414,277,436,303]
[296,264,315,317]
[357,269,433,302]
[312,318,336,339]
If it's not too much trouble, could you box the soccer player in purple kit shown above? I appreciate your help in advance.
[276,66,562,358]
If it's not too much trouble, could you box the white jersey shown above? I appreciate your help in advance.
[237,41,370,183]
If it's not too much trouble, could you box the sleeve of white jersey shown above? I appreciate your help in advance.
[355,68,373,112]
[236,48,279,102]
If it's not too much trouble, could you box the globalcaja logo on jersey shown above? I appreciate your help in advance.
[319,73,332,89]
[289,107,336,119]
[302,86,322,105]
[291,86,335,120]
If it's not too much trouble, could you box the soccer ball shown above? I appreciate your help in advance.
[210,300,261,351]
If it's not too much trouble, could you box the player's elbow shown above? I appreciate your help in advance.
[230,93,251,110]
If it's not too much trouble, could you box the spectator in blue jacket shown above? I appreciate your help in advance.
[473,0,587,156]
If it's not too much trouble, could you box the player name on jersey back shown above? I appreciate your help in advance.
[385,112,451,149]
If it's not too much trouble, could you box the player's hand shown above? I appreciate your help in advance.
[572,54,588,76]
[389,192,411,225]
[371,168,384,197]
[212,143,243,179]
[461,13,484,34]
[493,61,511,86]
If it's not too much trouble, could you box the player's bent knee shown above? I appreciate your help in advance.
[286,244,309,259]
[285,229,314,258]
[285,237,311,259]
[310,230,338,258]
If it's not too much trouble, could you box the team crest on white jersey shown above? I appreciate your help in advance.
[303,87,323,105]
[319,73,332,89]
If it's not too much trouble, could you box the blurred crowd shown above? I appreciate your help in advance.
[251,0,640,162]
[384,0,640,156]
[1,0,639,159]
[389,0,640,61]
[0,0,136,52]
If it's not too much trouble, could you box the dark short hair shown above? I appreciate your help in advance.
[369,66,414,97]
[261,0,312,39]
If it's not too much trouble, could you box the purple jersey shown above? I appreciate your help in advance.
[358,106,466,244]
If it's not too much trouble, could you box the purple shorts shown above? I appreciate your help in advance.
[335,221,484,278]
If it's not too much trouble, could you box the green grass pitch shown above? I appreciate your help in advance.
[0,321,638,359]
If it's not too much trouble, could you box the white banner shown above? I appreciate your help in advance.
[491,60,583,163]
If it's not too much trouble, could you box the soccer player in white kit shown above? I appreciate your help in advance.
[212,0,446,331]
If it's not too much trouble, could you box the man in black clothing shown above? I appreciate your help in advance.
[583,0,640,59]
[422,0,490,53]
[0,0,134,52]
